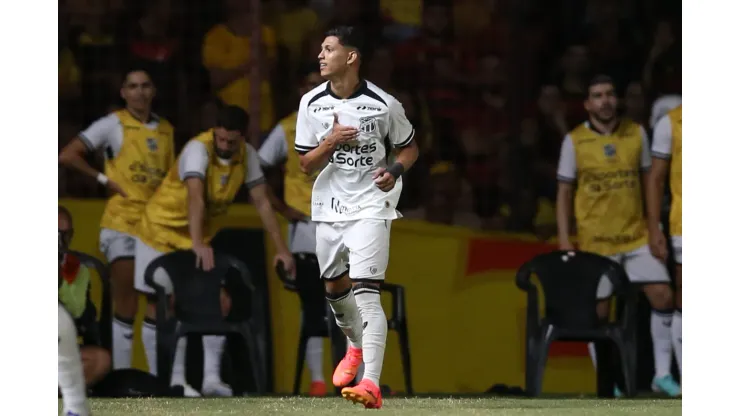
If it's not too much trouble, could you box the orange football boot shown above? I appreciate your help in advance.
[332,346,363,387]
[341,379,383,409]
[308,381,327,397]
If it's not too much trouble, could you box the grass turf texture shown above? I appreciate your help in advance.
[60,397,681,415]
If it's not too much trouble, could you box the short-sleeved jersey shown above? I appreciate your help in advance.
[651,105,682,237]
[294,80,415,222]
[138,130,263,252]
[557,120,651,256]
[260,112,318,216]
[79,109,175,236]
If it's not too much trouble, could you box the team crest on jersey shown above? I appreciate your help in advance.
[359,116,378,133]
[146,137,158,152]
[603,144,616,158]
[220,174,229,186]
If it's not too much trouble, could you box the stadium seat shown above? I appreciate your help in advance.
[515,251,638,398]
[145,250,267,394]
[69,250,112,350]
[275,258,336,395]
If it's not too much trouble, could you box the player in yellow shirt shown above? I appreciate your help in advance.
[134,105,295,397]
[258,67,327,396]
[58,68,175,371]
[555,75,680,396]
[647,104,682,380]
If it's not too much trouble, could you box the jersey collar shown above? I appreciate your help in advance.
[585,118,623,136]
[326,79,367,100]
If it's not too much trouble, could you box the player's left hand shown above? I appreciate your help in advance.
[274,251,296,280]
[373,168,397,192]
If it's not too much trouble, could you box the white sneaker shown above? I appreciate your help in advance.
[63,407,90,416]
[172,383,202,397]
[201,379,234,397]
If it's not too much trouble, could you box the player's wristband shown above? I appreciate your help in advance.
[387,162,405,179]
[96,173,109,185]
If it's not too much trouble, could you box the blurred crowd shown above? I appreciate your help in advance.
[58,0,681,237]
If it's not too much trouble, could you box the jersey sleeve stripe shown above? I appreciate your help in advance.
[651,151,671,160]
[182,171,205,180]
[396,129,415,147]
[557,174,576,183]
[295,144,318,154]
[245,176,266,189]
[78,133,95,151]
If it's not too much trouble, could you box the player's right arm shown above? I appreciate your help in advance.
[58,115,127,196]
[646,115,673,262]
[556,134,577,251]
[180,140,215,271]
[295,95,358,173]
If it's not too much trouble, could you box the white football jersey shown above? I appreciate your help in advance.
[294,80,415,222]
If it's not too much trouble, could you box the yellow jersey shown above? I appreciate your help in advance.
[137,130,249,252]
[79,109,175,236]
[558,120,651,256]
[281,112,318,216]
[651,105,682,237]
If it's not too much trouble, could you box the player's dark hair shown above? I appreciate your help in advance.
[325,26,366,56]
[216,105,250,135]
[121,63,154,86]
[586,74,616,97]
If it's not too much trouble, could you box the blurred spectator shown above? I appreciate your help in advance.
[454,0,508,56]
[268,0,320,72]
[554,43,591,127]
[127,0,187,123]
[202,0,278,135]
[642,19,681,96]
[535,83,570,141]
[403,162,481,228]
[380,0,422,42]
[623,81,648,128]
[323,0,382,43]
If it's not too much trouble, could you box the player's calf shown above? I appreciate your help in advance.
[353,283,388,387]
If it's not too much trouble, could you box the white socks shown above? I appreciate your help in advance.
[672,310,682,378]
[112,316,134,370]
[148,329,228,389]
[327,287,363,349]
[59,304,89,416]
[142,319,158,376]
[651,309,674,379]
[306,337,325,382]
[354,285,388,386]
[203,335,226,384]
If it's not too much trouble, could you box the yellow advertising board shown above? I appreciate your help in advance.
[59,199,596,394]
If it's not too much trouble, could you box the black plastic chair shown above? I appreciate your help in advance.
[515,250,638,398]
[379,282,414,395]
[69,250,112,351]
[144,250,266,394]
[276,258,333,395]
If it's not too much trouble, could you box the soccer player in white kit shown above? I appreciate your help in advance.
[295,26,419,409]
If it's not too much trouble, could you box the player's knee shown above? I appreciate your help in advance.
[323,273,352,295]
[220,288,232,317]
[644,283,674,310]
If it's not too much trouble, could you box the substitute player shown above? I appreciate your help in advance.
[59,68,175,370]
[647,104,682,380]
[556,75,681,396]
[259,68,328,396]
[135,105,295,397]
[295,26,419,408]
[59,231,90,416]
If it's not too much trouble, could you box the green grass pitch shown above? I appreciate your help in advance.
[61,397,681,415]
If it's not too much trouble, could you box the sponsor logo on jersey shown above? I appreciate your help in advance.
[357,105,382,112]
[603,144,616,157]
[359,116,378,133]
[146,137,158,151]
[312,105,335,113]
[329,142,378,167]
